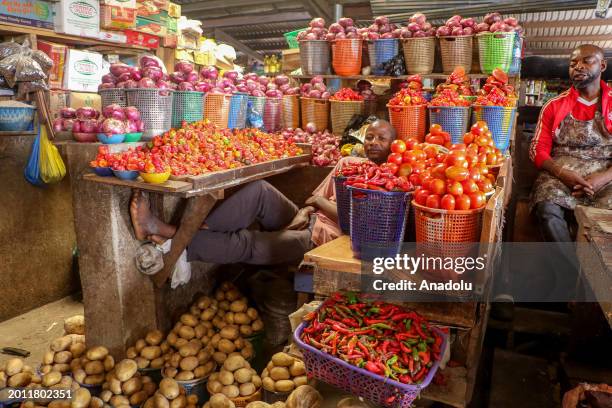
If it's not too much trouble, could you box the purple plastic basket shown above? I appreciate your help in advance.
[333,176,350,234]
[294,319,447,408]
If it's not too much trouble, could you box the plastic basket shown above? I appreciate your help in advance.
[263,97,282,132]
[139,367,162,384]
[299,40,331,75]
[476,32,515,74]
[401,37,436,74]
[508,33,523,75]
[367,39,399,76]
[332,39,363,76]
[99,88,127,108]
[349,186,411,260]
[330,99,364,135]
[472,105,516,153]
[387,104,427,142]
[300,97,329,132]
[428,106,471,144]
[438,35,473,74]
[171,91,204,128]
[294,320,447,408]
[177,375,210,405]
[228,93,248,129]
[248,95,266,127]
[204,93,231,129]
[333,176,350,234]
[282,95,300,129]
[263,389,291,404]
[126,89,173,139]
[284,28,307,49]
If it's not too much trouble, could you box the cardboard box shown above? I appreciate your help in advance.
[174,49,193,63]
[0,0,54,29]
[54,0,100,38]
[63,49,103,92]
[132,16,166,36]
[100,5,135,30]
[47,90,70,118]
[167,1,179,17]
[161,14,176,32]
[162,32,177,48]
[177,32,198,50]
[101,0,135,9]
[136,2,167,21]
[69,91,101,111]
[36,40,67,89]
[125,29,159,48]
[136,0,167,13]
[194,51,215,66]
[99,29,127,43]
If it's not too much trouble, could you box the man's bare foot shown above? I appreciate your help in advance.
[130,190,160,241]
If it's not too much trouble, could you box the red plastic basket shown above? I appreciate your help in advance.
[204,93,231,128]
[413,201,483,243]
[332,39,363,76]
[387,104,427,142]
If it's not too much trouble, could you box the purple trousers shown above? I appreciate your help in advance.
[187,180,312,265]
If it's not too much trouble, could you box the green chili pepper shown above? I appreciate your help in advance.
[392,364,408,374]
[426,336,435,344]
[417,342,427,352]
[406,338,418,345]
[368,307,380,314]
[387,355,398,366]
[404,319,412,330]
[413,349,420,361]
[346,292,358,304]
[371,323,394,331]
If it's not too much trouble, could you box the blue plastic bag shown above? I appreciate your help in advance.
[247,99,264,129]
[24,127,43,186]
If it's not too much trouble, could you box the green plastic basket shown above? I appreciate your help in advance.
[476,32,515,74]
[172,91,204,128]
[284,28,307,49]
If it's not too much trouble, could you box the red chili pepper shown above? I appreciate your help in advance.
[399,374,413,384]
[364,361,383,374]
[418,351,430,365]
[415,366,427,382]
[356,340,369,355]
[400,343,412,354]
[381,340,390,355]
[366,184,387,191]
[331,324,351,335]
[391,312,418,322]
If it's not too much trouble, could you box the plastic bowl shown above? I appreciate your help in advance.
[0,106,35,131]
[112,169,139,180]
[97,133,126,144]
[92,166,113,177]
[73,132,98,143]
[124,132,143,143]
[140,171,171,184]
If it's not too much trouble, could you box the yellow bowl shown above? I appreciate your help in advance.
[139,171,171,184]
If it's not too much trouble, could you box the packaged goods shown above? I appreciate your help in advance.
[133,16,167,36]
[99,29,128,43]
[167,2,179,17]
[125,29,160,48]
[54,0,100,38]
[36,40,67,89]
[69,91,102,111]
[100,5,136,30]
[63,50,103,92]
[162,33,177,48]
[101,0,135,9]
[0,0,54,29]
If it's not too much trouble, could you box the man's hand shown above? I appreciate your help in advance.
[305,195,320,208]
[286,206,315,230]
[557,168,592,191]
[583,171,612,196]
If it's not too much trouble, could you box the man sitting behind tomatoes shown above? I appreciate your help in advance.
[129,119,397,281]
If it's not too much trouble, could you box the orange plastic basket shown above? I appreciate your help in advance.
[282,94,300,129]
[386,104,427,142]
[332,39,363,76]
[413,201,484,243]
[203,93,231,128]
[330,99,364,135]
[300,97,329,131]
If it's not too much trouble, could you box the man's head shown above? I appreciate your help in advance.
[569,44,606,89]
[364,119,396,164]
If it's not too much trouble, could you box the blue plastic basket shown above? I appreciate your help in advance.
[349,186,411,260]
[228,93,248,129]
[333,176,350,234]
[472,105,516,153]
[508,33,522,75]
[428,106,471,144]
[367,39,399,76]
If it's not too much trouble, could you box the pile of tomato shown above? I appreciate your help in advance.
[337,161,413,192]
[424,125,452,147]
[435,67,473,96]
[330,88,364,102]
[475,68,516,107]
[388,84,428,107]
[429,89,471,107]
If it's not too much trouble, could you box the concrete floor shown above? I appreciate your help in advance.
[0,296,83,368]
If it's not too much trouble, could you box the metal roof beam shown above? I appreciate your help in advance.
[182,0,287,13]
[528,34,611,42]
[214,29,264,62]
[300,0,332,22]
[197,11,311,28]
[523,18,612,29]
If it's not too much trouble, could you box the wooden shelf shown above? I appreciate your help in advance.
[0,130,37,136]
[291,73,503,81]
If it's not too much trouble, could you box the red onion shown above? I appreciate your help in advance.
[60,107,77,119]
[110,63,130,77]
[185,72,198,83]
[305,122,317,133]
[139,55,161,69]
[142,67,163,82]
[79,119,98,133]
[258,76,269,86]
[63,119,75,131]
[124,106,140,121]
[274,75,289,86]
[310,18,325,28]
[195,81,213,92]
[338,17,353,27]
[76,107,98,120]
[138,78,156,88]
[170,72,185,84]
[98,83,115,90]
[223,71,238,81]
[103,104,122,119]
[410,13,426,25]
[136,120,145,132]
[175,61,193,74]
[53,118,63,132]
[124,79,138,89]
[102,73,116,84]
[125,120,138,133]
[129,66,142,81]
[178,82,195,91]
[70,120,80,133]
[101,118,126,135]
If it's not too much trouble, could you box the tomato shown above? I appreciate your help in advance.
[411,161,426,174]
[463,132,475,145]
[491,68,508,84]
[461,179,479,194]
[425,158,437,167]
[431,163,447,179]
[484,130,493,139]
[423,145,438,159]
[429,178,446,195]
[409,173,421,186]
[425,134,445,146]
[381,162,399,175]
[425,194,441,209]
[387,152,403,166]
[475,163,489,175]
[441,194,456,211]
[445,151,467,168]
[477,178,494,192]
[412,149,426,161]
[420,175,433,188]
[415,189,430,206]
[397,163,413,177]
[475,135,490,147]
[435,153,446,163]
[468,168,482,182]
[429,124,443,135]
[450,143,466,151]
[486,153,497,165]
[471,123,486,136]
[445,165,469,181]
[448,181,463,196]
[402,150,417,163]
[487,173,496,183]
[405,138,418,150]
[456,194,471,210]
[440,131,451,143]
[465,152,478,167]
[468,192,486,209]
[390,139,407,154]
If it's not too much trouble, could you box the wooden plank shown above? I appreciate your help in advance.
[290,73,506,81]
[0,130,37,136]
[304,235,360,274]
[83,173,193,193]
[421,366,468,408]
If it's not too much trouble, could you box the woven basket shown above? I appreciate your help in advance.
[476,32,515,74]
[439,35,473,74]
[363,98,377,117]
[300,97,329,132]
[299,40,331,75]
[402,37,436,74]
[387,104,427,142]
[282,95,300,129]
[204,93,231,128]
[330,99,364,135]
[99,88,127,108]
[332,39,363,76]
[126,89,173,139]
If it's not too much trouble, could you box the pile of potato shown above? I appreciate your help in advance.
[21,387,107,408]
[203,394,236,408]
[126,330,169,370]
[212,282,264,337]
[207,355,261,399]
[99,359,157,407]
[39,334,86,375]
[0,358,38,388]
[142,378,198,408]
[64,315,85,335]
[244,385,322,408]
[70,346,115,386]
[261,353,307,394]
[209,327,254,365]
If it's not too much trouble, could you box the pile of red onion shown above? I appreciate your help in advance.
[281,125,341,166]
[195,68,299,98]
[169,61,202,92]
[98,55,171,94]
[300,76,330,100]
[53,107,101,136]
[325,17,360,41]
[474,12,522,34]
[357,16,402,40]
[296,18,328,41]
[99,104,145,135]
[436,15,476,36]
[398,13,437,38]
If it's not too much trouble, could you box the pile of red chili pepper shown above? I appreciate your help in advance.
[301,292,443,385]
[337,161,413,192]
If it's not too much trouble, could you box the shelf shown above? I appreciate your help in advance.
[291,73,498,80]
[0,130,36,136]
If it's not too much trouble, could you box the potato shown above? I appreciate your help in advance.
[239,383,256,397]
[167,332,178,346]
[178,326,195,340]
[67,334,86,344]
[261,369,268,379]
[72,387,92,408]
[41,351,54,366]
[262,377,275,392]
[53,351,71,364]
[175,371,194,381]
[178,343,198,358]
[164,367,177,378]
[222,385,240,399]
[143,381,157,396]
[64,315,85,335]
[54,363,71,373]
[70,342,87,358]
[84,360,104,375]
[84,374,104,385]
[157,378,179,400]
[209,394,233,408]
[213,352,227,365]
[170,353,182,367]
[269,367,290,381]
[219,300,230,311]
[141,346,162,360]
[130,390,148,406]
[201,308,216,321]
[208,379,223,394]
[197,349,212,364]
[229,300,247,313]
[197,296,212,310]
[100,389,113,402]
[246,308,258,320]
[170,394,187,408]
[103,355,115,372]
[293,376,308,387]
[240,347,254,360]
[251,320,264,332]
[41,371,61,387]
[271,353,294,367]
[233,313,250,325]
[223,355,245,372]
[151,357,164,369]
[111,395,130,407]
[224,312,235,325]
[234,338,245,350]
[136,357,150,369]
[220,326,239,341]
[289,361,305,377]
[180,314,198,327]
[180,356,199,372]
[251,375,262,389]
[239,325,253,337]
[154,393,170,408]
[161,341,170,354]
[115,359,138,382]
[144,330,163,346]
[218,339,236,354]
[175,338,189,348]
[194,324,207,339]
[8,372,31,387]
[234,368,253,384]
[143,397,155,408]
[48,401,71,408]
[122,376,143,396]
[86,346,109,361]
[5,358,24,376]
[90,397,104,408]
[51,336,72,352]
[126,346,138,359]
[274,380,295,393]
[218,370,233,386]
[72,368,86,384]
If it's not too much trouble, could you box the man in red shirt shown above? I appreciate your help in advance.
[530,44,611,243]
